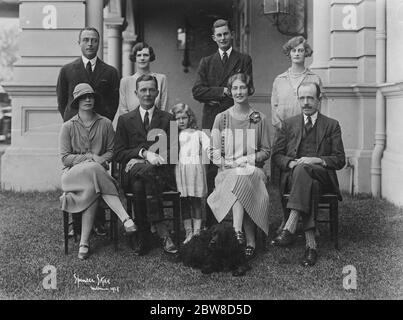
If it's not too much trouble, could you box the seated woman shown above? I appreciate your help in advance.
[59,83,136,260]
[118,42,168,114]
[207,73,271,260]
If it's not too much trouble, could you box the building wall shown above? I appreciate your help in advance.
[382,0,403,205]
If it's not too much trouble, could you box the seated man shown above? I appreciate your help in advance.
[271,82,346,266]
[114,74,178,255]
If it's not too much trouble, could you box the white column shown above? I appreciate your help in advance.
[105,18,124,73]
[122,35,136,77]
[310,0,330,84]
[86,0,104,60]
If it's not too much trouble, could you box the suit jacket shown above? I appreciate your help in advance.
[56,57,120,121]
[272,113,346,199]
[114,108,175,189]
[192,49,253,130]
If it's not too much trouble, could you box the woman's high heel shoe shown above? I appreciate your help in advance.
[78,244,90,260]
[123,217,137,234]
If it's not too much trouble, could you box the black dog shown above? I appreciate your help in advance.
[179,223,251,276]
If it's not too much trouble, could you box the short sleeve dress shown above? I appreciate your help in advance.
[175,129,210,198]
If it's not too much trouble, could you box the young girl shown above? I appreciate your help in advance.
[171,103,210,244]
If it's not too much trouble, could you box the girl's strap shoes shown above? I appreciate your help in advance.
[78,244,90,260]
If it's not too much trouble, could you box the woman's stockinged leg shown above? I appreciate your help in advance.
[232,200,244,232]
[101,194,130,222]
[80,199,98,247]
[243,214,256,248]
[101,194,135,230]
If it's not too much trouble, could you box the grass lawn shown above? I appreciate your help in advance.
[0,187,402,300]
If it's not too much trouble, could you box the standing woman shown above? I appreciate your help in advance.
[60,83,136,260]
[271,36,322,130]
[208,73,271,260]
[118,42,168,114]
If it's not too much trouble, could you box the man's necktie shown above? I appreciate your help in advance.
[86,61,92,77]
[144,111,150,132]
[305,115,313,134]
[222,51,228,65]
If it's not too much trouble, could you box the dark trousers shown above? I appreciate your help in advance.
[127,163,175,233]
[286,164,333,231]
[206,163,219,228]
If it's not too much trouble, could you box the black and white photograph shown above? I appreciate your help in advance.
[0,0,402,305]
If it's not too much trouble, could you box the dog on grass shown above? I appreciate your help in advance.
[179,223,251,276]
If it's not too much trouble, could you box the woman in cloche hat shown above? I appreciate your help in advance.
[59,83,136,260]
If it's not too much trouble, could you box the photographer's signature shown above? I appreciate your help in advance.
[73,273,120,293]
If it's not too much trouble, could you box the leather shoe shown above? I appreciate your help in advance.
[300,248,318,267]
[93,225,107,236]
[134,234,150,256]
[163,236,178,254]
[271,229,295,247]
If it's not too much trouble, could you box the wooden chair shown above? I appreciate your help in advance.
[281,180,340,250]
[114,162,182,248]
[62,202,119,255]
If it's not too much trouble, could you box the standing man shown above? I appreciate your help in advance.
[57,27,120,122]
[192,19,254,227]
[114,74,178,256]
[271,82,346,266]
[57,27,120,235]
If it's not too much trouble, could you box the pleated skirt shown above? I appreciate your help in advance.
[207,166,270,235]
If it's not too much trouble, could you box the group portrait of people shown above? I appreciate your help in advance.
[56,18,346,268]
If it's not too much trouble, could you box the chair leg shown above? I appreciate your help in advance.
[173,195,181,248]
[72,212,80,243]
[113,214,119,251]
[63,211,69,255]
[332,201,339,250]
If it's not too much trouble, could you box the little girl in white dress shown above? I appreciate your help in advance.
[171,103,210,244]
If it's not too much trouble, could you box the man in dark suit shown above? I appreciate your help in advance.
[271,82,346,266]
[56,27,120,236]
[192,19,254,227]
[114,74,178,256]
[56,27,120,122]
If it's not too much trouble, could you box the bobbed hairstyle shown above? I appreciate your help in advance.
[129,42,156,62]
[170,103,198,130]
[282,36,313,58]
[227,73,255,96]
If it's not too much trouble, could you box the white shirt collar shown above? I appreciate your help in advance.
[82,56,97,70]
[304,112,318,125]
[139,105,155,122]
[219,47,232,59]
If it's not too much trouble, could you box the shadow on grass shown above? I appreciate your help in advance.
[0,188,402,300]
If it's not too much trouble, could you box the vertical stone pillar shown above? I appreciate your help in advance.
[105,19,124,73]
[1,0,85,191]
[86,0,104,60]
[122,36,136,77]
[310,0,330,84]
[325,0,377,194]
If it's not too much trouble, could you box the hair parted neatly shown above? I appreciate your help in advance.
[282,36,313,58]
[227,72,254,96]
[129,42,156,62]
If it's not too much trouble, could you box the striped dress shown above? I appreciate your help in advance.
[207,107,271,235]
